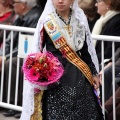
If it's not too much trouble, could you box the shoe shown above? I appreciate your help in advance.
[14,112,21,118]
[3,109,19,117]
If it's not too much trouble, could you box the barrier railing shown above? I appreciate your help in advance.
[0,24,119,119]
[92,35,120,120]
[0,24,35,112]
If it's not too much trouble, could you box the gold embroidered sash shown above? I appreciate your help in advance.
[44,14,94,85]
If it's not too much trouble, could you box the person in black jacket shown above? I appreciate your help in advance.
[92,0,120,64]
[1,0,43,118]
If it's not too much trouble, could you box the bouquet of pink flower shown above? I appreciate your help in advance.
[22,52,64,89]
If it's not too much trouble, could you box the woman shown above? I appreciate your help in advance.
[0,0,16,48]
[93,0,120,102]
[21,0,103,120]
[92,0,120,64]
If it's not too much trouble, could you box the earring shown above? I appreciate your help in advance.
[107,6,109,10]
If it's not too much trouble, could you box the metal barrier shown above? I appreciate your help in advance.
[0,24,120,119]
[0,24,35,111]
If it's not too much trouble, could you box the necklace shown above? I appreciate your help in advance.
[56,9,72,37]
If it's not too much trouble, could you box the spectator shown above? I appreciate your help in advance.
[0,0,16,51]
[92,0,120,64]
[1,0,43,118]
[95,0,120,102]
[78,0,100,32]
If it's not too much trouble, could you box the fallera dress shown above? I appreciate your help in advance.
[40,12,103,120]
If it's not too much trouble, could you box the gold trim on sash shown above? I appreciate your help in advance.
[30,91,44,120]
[44,13,94,85]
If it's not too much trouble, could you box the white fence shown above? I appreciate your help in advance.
[0,24,35,112]
[0,24,120,120]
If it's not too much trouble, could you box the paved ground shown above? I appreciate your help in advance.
[0,111,19,120]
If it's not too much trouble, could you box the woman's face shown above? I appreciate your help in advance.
[52,0,74,13]
[95,0,108,16]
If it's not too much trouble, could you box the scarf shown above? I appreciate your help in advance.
[92,10,120,46]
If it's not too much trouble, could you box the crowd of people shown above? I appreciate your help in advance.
[0,0,120,119]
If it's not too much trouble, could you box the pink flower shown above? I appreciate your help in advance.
[25,68,40,81]
[48,71,57,81]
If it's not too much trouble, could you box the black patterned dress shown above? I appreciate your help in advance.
[41,30,103,120]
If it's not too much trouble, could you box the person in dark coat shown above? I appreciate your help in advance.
[0,0,43,118]
[92,0,120,64]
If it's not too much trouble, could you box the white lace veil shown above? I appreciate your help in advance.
[20,0,99,119]
[32,0,99,71]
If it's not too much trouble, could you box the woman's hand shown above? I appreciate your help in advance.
[92,75,100,89]
[99,62,112,84]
